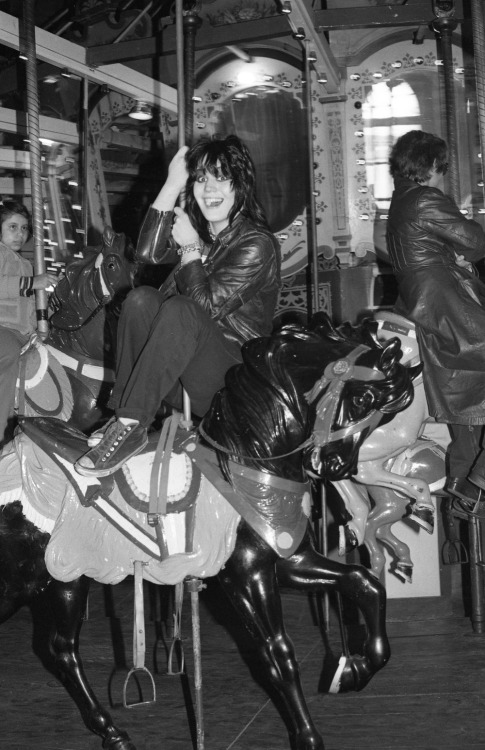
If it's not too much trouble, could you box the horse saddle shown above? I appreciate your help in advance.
[19,416,202,560]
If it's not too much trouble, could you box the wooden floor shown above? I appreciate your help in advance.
[0,566,484,750]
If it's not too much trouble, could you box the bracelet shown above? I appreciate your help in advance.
[177,242,202,256]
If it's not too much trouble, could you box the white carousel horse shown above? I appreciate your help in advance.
[332,310,450,582]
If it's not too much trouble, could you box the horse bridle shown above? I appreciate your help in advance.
[198,343,386,462]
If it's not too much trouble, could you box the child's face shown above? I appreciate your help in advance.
[0,213,30,252]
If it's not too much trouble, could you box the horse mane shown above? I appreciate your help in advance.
[202,313,416,482]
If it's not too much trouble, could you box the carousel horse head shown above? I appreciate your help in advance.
[49,225,137,362]
[202,312,417,484]
[17,227,138,433]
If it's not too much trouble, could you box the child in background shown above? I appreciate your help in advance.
[0,200,58,445]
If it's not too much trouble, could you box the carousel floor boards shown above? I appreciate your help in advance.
[0,576,483,750]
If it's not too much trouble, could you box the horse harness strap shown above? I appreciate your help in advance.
[199,342,386,464]
[46,344,116,383]
[122,559,156,708]
[182,438,311,558]
[305,344,385,452]
[148,413,182,558]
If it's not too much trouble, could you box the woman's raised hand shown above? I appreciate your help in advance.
[152,146,189,211]
[172,206,200,248]
[167,145,190,194]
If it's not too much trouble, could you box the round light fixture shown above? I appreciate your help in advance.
[129,101,153,121]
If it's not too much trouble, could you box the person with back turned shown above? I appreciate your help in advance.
[386,129,485,506]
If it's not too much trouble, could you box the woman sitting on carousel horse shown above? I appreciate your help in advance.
[75,134,281,477]
[386,129,485,507]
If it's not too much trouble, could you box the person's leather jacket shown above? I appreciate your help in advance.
[387,175,485,272]
[136,207,281,347]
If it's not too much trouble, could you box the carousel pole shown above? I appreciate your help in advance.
[467,0,485,634]
[470,0,485,207]
[432,6,460,204]
[22,0,49,337]
[176,0,191,428]
[175,3,205,747]
[303,41,320,319]
[435,0,485,633]
[303,41,333,631]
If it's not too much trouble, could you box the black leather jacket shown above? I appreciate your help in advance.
[136,207,281,347]
[387,175,485,424]
[387,176,485,272]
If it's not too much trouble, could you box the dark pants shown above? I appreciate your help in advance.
[0,326,29,444]
[109,287,242,426]
[448,423,485,479]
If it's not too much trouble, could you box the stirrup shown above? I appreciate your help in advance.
[122,666,156,709]
[122,560,156,708]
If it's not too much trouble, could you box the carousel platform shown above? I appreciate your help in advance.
[0,572,484,750]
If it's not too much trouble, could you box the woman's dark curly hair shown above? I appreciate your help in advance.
[0,200,31,236]
[184,134,269,244]
[389,130,448,184]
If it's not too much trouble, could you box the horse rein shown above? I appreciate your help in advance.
[198,343,386,463]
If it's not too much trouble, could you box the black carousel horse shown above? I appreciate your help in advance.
[0,314,418,750]
[18,225,136,433]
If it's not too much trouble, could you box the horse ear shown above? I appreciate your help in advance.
[379,336,402,372]
[360,317,381,347]
[407,362,424,381]
[102,226,116,248]
[310,311,340,338]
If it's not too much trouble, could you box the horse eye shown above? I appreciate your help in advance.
[352,393,372,411]
[107,261,116,270]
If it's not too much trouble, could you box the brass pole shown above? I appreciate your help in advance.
[470,0,485,205]
[23,0,49,336]
[304,42,320,318]
[433,14,460,204]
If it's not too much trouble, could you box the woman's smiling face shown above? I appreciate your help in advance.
[193,161,235,236]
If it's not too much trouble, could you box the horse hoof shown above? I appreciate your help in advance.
[338,525,359,556]
[291,729,325,750]
[328,655,348,693]
[410,506,434,534]
[328,655,371,693]
[102,731,136,750]
[328,654,373,693]
[394,563,413,583]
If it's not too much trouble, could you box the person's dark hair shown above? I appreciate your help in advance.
[0,200,31,236]
[389,130,448,183]
[184,134,269,244]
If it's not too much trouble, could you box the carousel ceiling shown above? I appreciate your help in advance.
[0,1,468,88]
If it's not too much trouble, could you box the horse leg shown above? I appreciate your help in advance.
[47,576,136,750]
[356,460,434,533]
[331,479,371,553]
[219,524,325,750]
[276,530,390,695]
[375,523,414,583]
[356,460,432,508]
[365,486,413,582]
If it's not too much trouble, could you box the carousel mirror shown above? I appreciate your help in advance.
[195,52,308,235]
